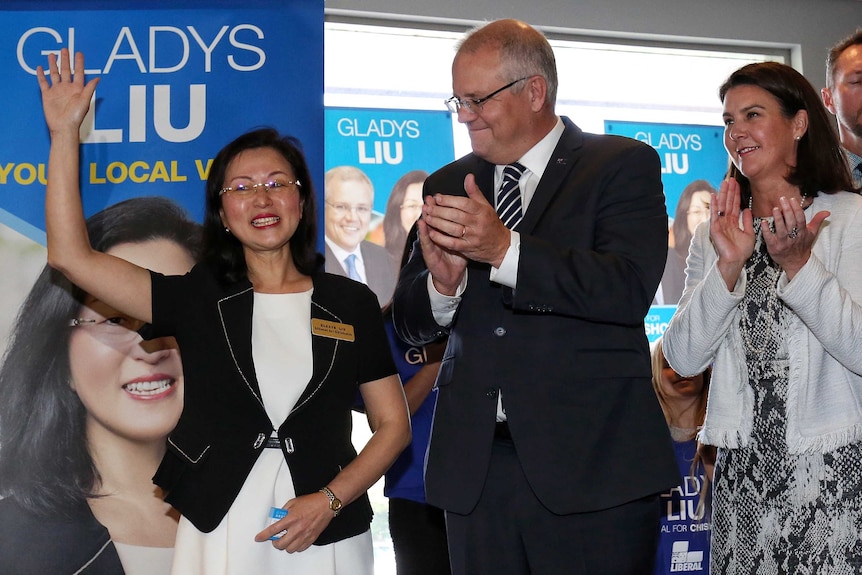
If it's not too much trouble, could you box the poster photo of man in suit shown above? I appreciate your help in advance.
[392,19,679,575]
[324,165,398,307]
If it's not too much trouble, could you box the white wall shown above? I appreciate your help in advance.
[325,0,862,91]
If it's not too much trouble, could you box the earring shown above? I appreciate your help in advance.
[795,136,801,141]
[225,227,231,233]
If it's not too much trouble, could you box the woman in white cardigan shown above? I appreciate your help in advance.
[663,62,860,574]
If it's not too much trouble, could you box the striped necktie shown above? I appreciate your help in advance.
[496,162,525,229]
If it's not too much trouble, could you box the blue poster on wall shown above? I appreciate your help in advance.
[325,108,455,214]
[604,121,727,218]
[0,0,323,243]
[604,120,727,341]
[322,107,455,306]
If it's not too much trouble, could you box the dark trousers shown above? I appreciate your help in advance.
[445,438,661,575]
[389,497,452,575]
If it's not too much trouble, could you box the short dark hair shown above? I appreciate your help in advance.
[202,128,321,284]
[719,61,853,202]
[0,197,201,516]
[826,28,862,88]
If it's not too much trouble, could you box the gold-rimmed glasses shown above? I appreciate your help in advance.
[219,179,301,197]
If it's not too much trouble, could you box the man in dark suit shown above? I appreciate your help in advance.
[324,165,398,307]
[392,19,678,575]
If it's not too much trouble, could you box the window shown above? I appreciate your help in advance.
[326,20,785,157]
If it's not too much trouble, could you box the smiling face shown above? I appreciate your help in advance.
[69,239,194,444]
[218,146,304,257]
[722,84,807,186]
[686,190,711,235]
[451,46,538,165]
[325,177,373,252]
[399,182,424,233]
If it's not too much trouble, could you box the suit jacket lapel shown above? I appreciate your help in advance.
[475,161,495,205]
[216,284,264,408]
[217,276,342,422]
[518,118,584,234]
[291,278,340,414]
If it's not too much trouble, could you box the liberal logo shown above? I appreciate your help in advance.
[670,541,704,572]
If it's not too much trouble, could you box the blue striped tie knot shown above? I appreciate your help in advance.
[496,162,525,229]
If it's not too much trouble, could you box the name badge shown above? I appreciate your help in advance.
[311,318,355,342]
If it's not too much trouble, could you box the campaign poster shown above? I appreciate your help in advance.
[605,121,727,341]
[0,0,323,353]
[2,1,323,234]
[0,3,322,571]
[323,107,454,306]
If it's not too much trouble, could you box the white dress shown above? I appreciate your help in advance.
[114,543,174,575]
[170,290,373,575]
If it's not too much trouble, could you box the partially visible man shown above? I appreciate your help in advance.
[823,28,862,188]
[324,165,398,306]
[392,19,677,575]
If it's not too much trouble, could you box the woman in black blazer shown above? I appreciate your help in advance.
[38,49,410,574]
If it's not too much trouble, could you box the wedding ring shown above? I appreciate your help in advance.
[717,210,725,216]
[787,226,799,239]
[461,226,467,238]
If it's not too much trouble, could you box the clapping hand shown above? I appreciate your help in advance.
[419,174,511,294]
[762,195,829,281]
[710,178,754,291]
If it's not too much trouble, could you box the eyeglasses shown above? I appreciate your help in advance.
[400,202,423,211]
[444,77,528,114]
[326,201,372,217]
[69,315,146,344]
[219,179,301,197]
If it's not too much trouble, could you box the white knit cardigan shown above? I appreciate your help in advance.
[663,191,862,454]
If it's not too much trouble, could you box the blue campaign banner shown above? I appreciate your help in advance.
[325,108,455,214]
[644,306,677,344]
[605,121,728,338]
[0,1,323,243]
[603,121,727,219]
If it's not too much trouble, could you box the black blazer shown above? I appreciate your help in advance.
[144,266,395,543]
[0,498,124,574]
[393,117,678,515]
[325,240,399,307]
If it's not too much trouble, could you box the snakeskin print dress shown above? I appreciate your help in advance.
[711,220,862,574]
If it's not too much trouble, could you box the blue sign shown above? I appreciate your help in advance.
[644,305,677,344]
[606,120,728,332]
[325,108,455,213]
[604,121,727,219]
[0,1,323,243]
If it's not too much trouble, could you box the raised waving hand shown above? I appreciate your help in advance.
[38,49,154,324]
[37,49,99,135]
